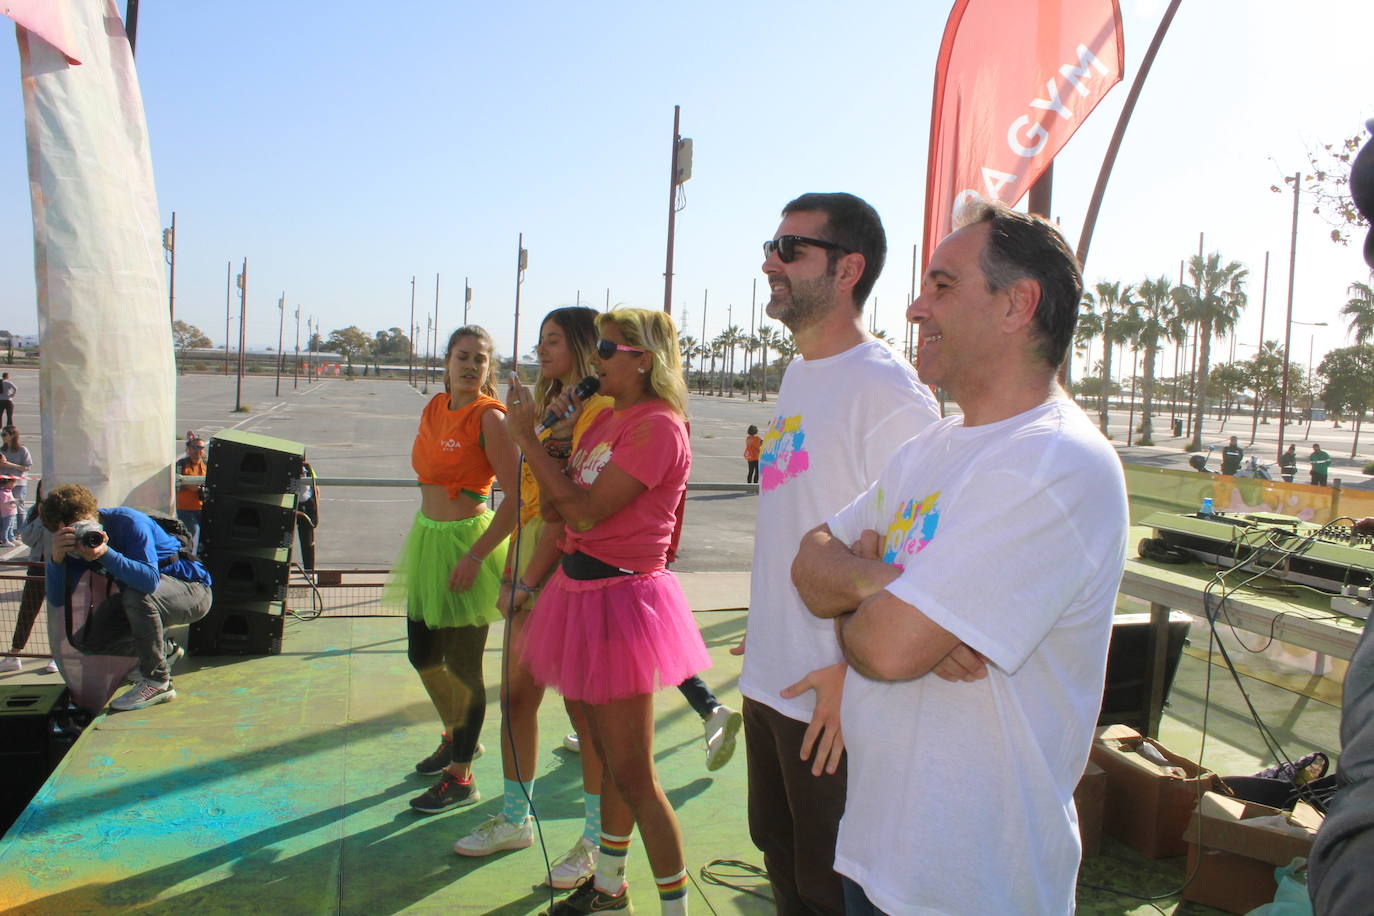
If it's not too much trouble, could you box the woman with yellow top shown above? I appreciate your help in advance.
[387,325,520,814]
[451,306,616,889]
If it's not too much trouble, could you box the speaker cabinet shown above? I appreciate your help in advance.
[189,601,284,656]
[200,492,295,552]
[1098,611,1192,730]
[203,547,291,602]
[205,429,304,495]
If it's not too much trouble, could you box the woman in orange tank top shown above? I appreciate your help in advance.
[385,325,520,815]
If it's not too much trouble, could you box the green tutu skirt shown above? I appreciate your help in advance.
[385,512,508,628]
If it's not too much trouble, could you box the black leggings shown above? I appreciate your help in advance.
[746,460,759,484]
[407,619,488,764]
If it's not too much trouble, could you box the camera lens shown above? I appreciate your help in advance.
[79,530,105,548]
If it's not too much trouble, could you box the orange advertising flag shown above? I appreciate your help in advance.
[922,0,1123,269]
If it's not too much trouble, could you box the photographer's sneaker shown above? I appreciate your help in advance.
[409,771,479,814]
[125,639,186,683]
[0,656,21,673]
[111,678,176,712]
[704,704,743,771]
[453,813,533,856]
[547,836,599,889]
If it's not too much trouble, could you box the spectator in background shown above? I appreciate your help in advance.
[743,424,762,484]
[1220,435,1244,476]
[174,434,207,552]
[1311,443,1332,487]
[1280,444,1298,483]
[0,372,15,426]
[1,425,33,516]
[294,457,319,572]
[0,475,16,546]
[1,482,58,675]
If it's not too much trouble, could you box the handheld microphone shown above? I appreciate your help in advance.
[535,375,600,433]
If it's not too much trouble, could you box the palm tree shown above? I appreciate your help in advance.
[1074,301,1103,411]
[1342,279,1374,344]
[719,325,744,397]
[679,334,699,378]
[1130,276,1178,445]
[756,324,782,401]
[1173,253,1248,451]
[1081,281,1135,435]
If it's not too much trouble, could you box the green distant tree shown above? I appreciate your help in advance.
[373,327,412,358]
[1174,252,1248,451]
[172,319,212,349]
[1207,362,1249,425]
[1243,341,1285,434]
[1320,345,1374,456]
[325,326,373,372]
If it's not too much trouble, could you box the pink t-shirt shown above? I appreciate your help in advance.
[561,399,690,571]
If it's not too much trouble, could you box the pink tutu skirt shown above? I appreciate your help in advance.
[518,568,710,704]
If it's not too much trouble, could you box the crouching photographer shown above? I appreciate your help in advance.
[41,483,213,711]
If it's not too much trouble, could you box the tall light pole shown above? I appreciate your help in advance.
[224,260,232,375]
[293,305,301,389]
[423,314,432,394]
[1277,173,1300,463]
[512,235,528,381]
[432,273,441,386]
[275,292,285,397]
[463,277,471,326]
[234,259,247,412]
[662,105,692,315]
[408,276,416,387]
[162,211,176,323]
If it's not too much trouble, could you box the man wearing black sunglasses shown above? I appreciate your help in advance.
[740,192,940,915]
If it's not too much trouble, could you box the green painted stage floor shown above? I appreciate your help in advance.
[0,606,1337,915]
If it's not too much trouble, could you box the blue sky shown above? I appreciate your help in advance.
[1,0,1371,379]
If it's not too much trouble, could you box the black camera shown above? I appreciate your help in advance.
[72,519,106,549]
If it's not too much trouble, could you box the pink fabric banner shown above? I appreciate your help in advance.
[3,0,82,63]
[922,0,1123,267]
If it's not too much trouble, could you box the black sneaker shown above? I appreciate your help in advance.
[409,771,480,814]
[415,734,453,776]
[542,878,632,915]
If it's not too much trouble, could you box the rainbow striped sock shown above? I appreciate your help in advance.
[593,832,632,895]
[656,869,688,915]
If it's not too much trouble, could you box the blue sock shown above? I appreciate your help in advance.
[503,777,534,823]
[582,791,601,843]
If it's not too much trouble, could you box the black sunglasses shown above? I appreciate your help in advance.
[763,234,856,264]
[597,338,646,360]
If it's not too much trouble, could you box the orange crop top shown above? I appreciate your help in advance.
[412,393,507,500]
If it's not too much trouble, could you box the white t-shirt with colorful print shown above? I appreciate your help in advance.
[826,396,1128,916]
[740,337,940,722]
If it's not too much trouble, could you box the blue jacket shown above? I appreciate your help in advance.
[46,506,212,607]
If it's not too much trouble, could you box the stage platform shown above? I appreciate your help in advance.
[0,595,1340,915]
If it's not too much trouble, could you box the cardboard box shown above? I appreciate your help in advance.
[1075,761,1106,857]
[1089,724,1220,858]
[1181,792,1321,914]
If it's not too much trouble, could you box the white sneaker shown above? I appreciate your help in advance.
[704,704,743,771]
[562,733,581,753]
[0,656,21,673]
[43,659,58,674]
[111,678,176,712]
[547,836,599,889]
[453,813,533,857]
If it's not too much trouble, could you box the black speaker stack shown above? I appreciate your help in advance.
[189,428,304,656]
